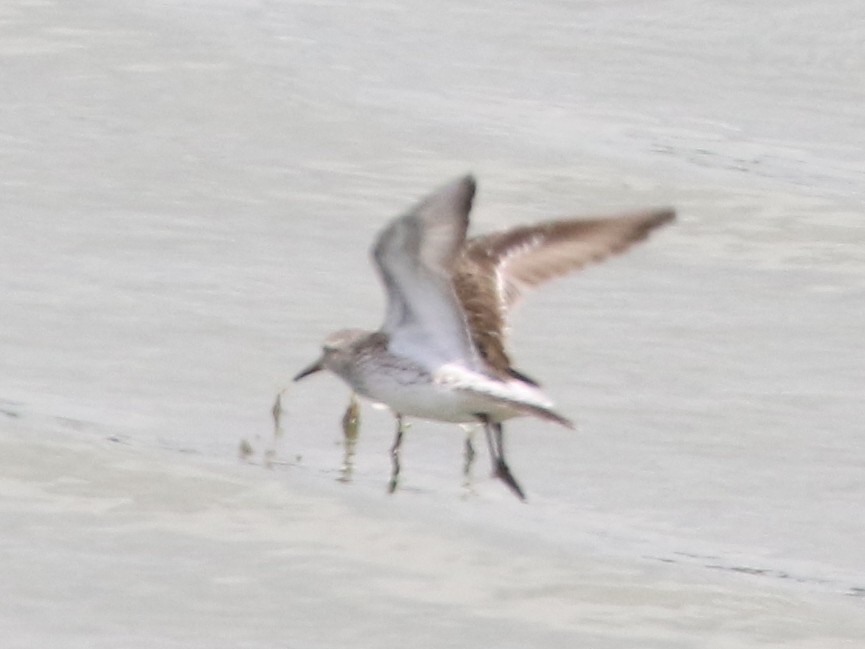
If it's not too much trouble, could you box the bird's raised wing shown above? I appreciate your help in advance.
[373,175,480,371]
[454,208,676,374]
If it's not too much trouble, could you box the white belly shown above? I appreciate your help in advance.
[348,362,540,424]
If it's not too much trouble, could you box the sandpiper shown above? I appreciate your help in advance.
[294,175,674,499]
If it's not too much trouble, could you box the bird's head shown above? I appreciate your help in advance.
[293,328,372,381]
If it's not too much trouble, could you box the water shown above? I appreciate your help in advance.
[1,0,864,646]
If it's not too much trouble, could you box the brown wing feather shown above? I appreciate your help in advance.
[453,207,675,376]
[452,256,512,374]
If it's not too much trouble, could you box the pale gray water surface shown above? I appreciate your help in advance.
[1,0,864,646]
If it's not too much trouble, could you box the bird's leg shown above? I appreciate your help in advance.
[388,414,406,494]
[480,415,498,469]
[338,393,360,483]
[271,390,284,437]
[493,422,526,501]
[264,388,288,468]
[460,425,478,497]
[480,416,526,502]
[462,427,476,480]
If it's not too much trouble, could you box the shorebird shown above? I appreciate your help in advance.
[294,175,674,499]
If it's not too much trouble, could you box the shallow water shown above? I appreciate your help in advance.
[1,0,864,646]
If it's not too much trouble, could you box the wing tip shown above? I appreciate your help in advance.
[652,206,677,226]
[427,173,476,220]
[546,409,576,429]
[627,206,676,242]
[456,173,477,212]
[460,173,476,188]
